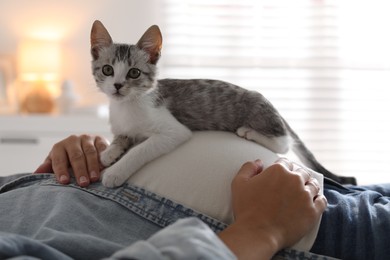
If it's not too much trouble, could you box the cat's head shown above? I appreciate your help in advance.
[90,20,162,101]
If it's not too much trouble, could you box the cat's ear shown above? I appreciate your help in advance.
[90,20,113,60]
[136,25,162,65]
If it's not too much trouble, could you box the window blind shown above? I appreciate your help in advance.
[159,0,390,184]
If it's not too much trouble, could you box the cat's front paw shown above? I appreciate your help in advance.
[100,148,119,167]
[101,168,129,188]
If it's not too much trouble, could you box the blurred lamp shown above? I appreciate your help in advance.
[18,40,61,113]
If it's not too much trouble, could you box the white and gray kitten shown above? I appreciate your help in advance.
[91,20,355,187]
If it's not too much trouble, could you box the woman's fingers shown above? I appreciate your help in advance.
[275,158,325,204]
[80,135,100,182]
[35,135,109,187]
[294,166,312,184]
[314,194,328,212]
[229,158,328,252]
[94,136,109,153]
[234,160,264,182]
[34,156,53,174]
[275,157,294,171]
[51,142,72,184]
[65,137,90,187]
[305,178,321,198]
[94,136,109,170]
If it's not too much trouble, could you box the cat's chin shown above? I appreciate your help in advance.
[107,92,123,100]
[109,93,140,102]
[110,95,129,102]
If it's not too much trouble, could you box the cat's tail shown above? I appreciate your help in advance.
[284,119,357,185]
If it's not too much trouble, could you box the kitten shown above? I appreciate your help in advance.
[90,20,356,188]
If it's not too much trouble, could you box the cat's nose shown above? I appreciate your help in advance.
[114,83,123,90]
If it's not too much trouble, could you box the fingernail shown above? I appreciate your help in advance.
[90,171,98,181]
[79,176,89,186]
[254,159,263,168]
[59,175,68,183]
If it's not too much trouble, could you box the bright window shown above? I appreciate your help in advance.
[160,0,390,184]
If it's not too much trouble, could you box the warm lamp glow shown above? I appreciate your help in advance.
[17,39,62,113]
[18,40,61,82]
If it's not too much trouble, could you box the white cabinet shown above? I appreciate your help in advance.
[0,115,112,176]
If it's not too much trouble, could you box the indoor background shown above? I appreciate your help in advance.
[0,0,389,184]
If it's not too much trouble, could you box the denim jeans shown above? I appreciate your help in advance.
[0,174,331,259]
[311,179,390,260]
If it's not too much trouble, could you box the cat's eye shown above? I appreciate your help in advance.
[102,65,114,76]
[127,68,141,79]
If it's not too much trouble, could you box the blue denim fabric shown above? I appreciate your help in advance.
[0,231,73,260]
[0,174,333,259]
[311,180,390,260]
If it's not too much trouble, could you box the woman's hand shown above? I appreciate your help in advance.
[34,135,109,187]
[219,158,327,259]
